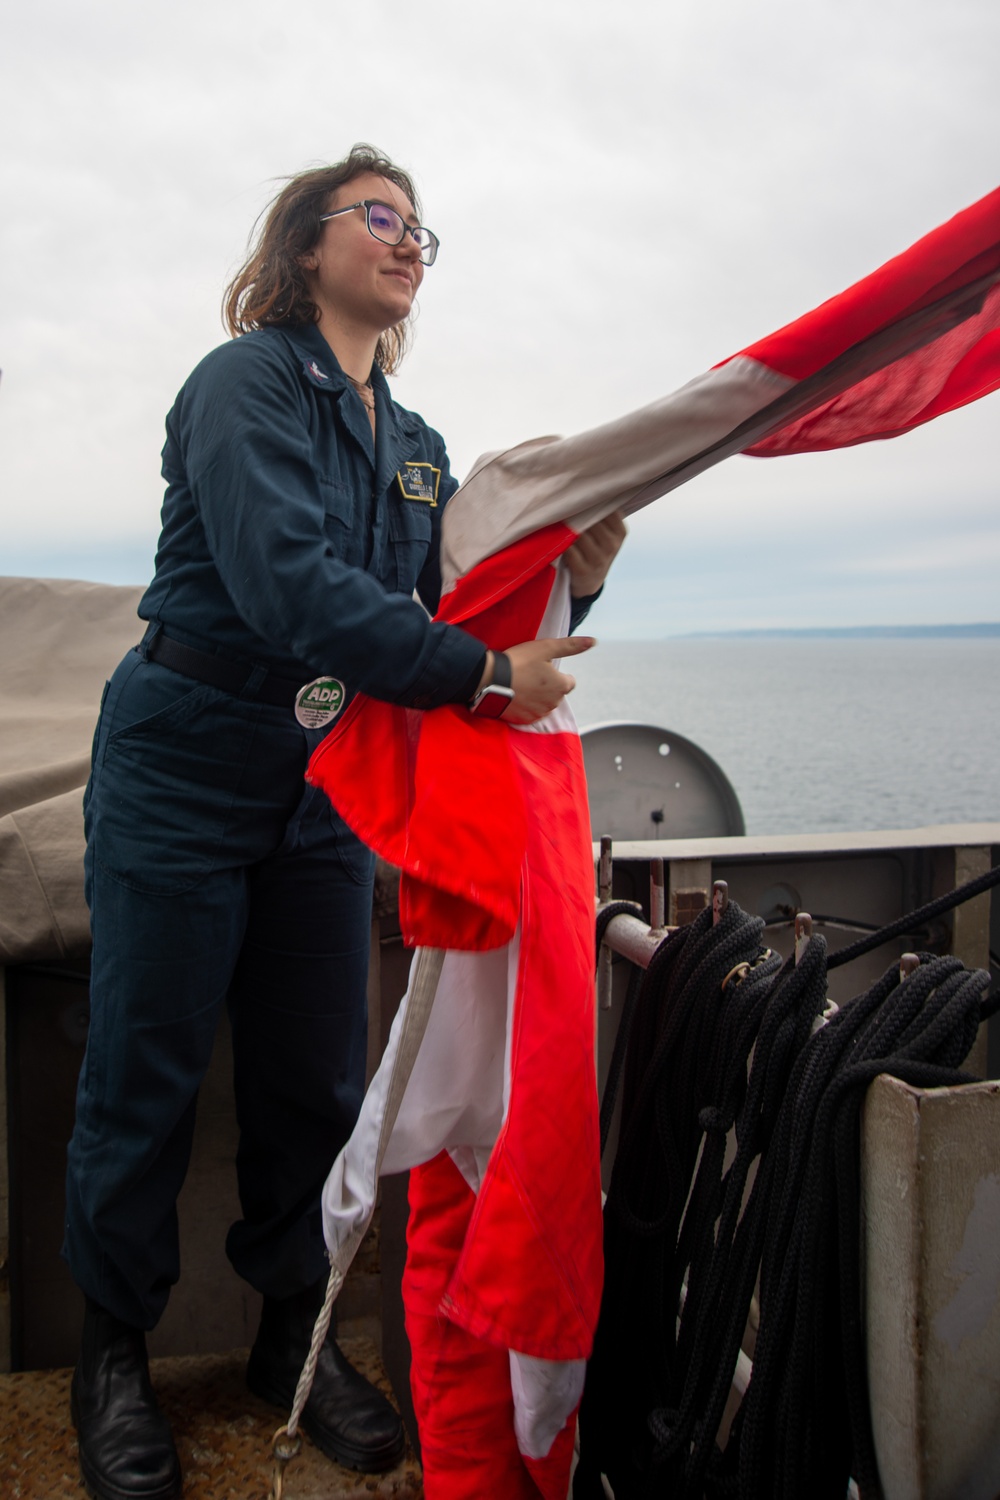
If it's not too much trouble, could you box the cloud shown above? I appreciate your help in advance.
[2,0,998,631]
[844,528,1000,576]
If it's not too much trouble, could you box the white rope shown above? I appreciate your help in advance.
[286,1263,344,1439]
[270,946,446,1494]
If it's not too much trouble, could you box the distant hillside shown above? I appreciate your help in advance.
[679,623,1000,640]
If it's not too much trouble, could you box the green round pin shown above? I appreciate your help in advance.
[294,676,346,729]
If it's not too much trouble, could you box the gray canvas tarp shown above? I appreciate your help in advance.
[0,576,144,964]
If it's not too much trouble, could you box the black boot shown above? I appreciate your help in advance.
[246,1278,405,1473]
[70,1296,182,1500]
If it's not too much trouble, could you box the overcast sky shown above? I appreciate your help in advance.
[2,0,997,636]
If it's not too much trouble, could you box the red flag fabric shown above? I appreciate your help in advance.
[429,185,1000,584]
[736,186,1000,454]
[309,186,1000,1498]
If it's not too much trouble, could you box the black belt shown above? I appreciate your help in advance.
[144,632,302,708]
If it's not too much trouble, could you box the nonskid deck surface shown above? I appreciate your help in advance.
[1,1339,423,1500]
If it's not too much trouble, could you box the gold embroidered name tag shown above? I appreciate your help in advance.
[396,462,441,505]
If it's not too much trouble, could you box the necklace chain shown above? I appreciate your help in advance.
[347,374,375,411]
[346,374,376,436]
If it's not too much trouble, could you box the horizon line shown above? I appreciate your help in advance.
[671,623,1000,640]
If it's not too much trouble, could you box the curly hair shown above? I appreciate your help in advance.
[223,145,422,374]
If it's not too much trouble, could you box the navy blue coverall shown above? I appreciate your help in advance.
[64,323,491,1329]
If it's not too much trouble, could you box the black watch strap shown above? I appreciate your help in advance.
[467,650,515,718]
[467,650,511,704]
[490,651,512,690]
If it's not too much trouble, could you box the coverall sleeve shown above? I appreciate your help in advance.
[569,587,602,631]
[172,341,486,708]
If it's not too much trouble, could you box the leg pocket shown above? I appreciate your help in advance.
[92,662,262,894]
[327,803,377,886]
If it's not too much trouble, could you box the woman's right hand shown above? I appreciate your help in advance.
[479,637,595,725]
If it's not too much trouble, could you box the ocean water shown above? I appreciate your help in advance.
[568,637,1000,836]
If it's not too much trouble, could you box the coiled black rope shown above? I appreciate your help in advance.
[576,899,781,1499]
[733,954,987,1500]
[662,935,830,1497]
[576,879,994,1500]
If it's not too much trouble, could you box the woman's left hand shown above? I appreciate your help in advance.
[565,511,627,598]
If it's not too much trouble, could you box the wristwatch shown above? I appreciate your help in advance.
[468,651,515,718]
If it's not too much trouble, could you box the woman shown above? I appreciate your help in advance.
[64,143,624,1500]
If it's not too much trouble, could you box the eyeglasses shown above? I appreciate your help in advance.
[318,200,440,266]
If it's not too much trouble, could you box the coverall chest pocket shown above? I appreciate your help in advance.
[320,479,367,570]
[388,497,433,594]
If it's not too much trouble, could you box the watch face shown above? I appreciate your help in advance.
[471,685,515,719]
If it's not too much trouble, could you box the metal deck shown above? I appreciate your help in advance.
[1,1339,423,1500]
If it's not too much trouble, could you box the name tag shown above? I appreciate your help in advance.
[396,462,441,505]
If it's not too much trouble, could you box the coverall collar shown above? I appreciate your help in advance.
[282,323,420,480]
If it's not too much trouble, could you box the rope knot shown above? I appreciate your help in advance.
[647,1404,685,1456]
[699,1104,731,1134]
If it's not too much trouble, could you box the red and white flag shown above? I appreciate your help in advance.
[308,186,1000,1499]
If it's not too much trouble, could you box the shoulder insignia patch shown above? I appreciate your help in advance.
[396,462,440,505]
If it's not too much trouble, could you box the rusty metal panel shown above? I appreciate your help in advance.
[668,857,712,928]
[5,966,381,1372]
[862,1075,1000,1500]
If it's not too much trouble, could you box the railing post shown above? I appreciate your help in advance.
[950,846,993,1076]
[597,837,614,1011]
